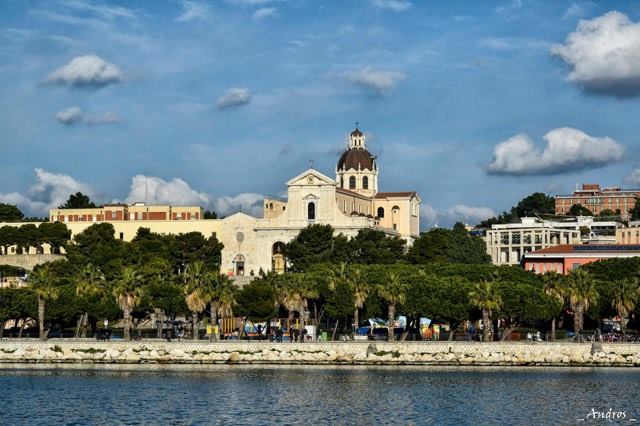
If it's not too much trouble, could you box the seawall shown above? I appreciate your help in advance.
[0,340,639,367]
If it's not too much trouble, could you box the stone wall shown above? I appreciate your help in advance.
[0,254,65,270]
[0,341,639,366]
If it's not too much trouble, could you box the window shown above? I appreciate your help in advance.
[119,232,124,241]
[111,212,116,220]
[340,176,344,188]
[363,176,368,190]
[349,176,356,189]
[308,202,316,220]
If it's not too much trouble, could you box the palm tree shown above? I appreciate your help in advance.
[112,266,143,341]
[328,262,367,331]
[276,273,318,342]
[183,261,208,340]
[469,279,502,342]
[377,271,407,342]
[350,266,370,332]
[543,271,565,341]
[74,263,105,338]
[29,265,59,340]
[565,268,598,340]
[611,278,639,334]
[203,273,236,341]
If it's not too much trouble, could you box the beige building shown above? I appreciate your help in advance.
[38,126,420,279]
[616,222,640,244]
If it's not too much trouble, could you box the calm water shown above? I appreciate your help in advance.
[1,366,638,425]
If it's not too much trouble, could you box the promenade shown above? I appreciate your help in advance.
[0,339,639,367]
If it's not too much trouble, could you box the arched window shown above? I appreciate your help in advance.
[363,176,369,190]
[340,176,344,188]
[377,207,385,218]
[308,202,316,220]
[349,176,356,189]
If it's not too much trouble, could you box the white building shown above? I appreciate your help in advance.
[483,216,620,266]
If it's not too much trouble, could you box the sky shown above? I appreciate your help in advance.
[2,0,640,228]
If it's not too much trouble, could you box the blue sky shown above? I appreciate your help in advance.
[2,0,640,227]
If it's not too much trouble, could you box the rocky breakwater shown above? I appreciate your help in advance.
[0,341,639,366]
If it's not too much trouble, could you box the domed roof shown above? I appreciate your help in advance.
[337,148,376,171]
[351,128,363,137]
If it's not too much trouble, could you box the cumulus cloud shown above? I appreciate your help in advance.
[370,0,412,12]
[213,193,265,217]
[46,55,124,88]
[551,11,640,97]
[55,106,83,125]
[486,127,624,176]
[216,88,252,110]
[252,7,278,20]
[421,204,496,228]
[124,175,210,206]
[338,67,407,95]
[54,107,120,125]
[0,169,95,216]
[176,1,210,22]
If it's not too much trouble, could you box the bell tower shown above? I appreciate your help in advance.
[336,126,378,198]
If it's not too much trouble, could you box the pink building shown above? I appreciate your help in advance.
[522,244,640,275]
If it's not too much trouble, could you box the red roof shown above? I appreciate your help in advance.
[375,191,416,199]
[530,244,640,255]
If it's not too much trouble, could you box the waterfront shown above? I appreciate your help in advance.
[1,366,639,425]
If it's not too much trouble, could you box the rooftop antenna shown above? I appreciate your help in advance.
[144,172,148,206]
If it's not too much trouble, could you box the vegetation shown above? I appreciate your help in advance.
[3,220,640,342]
[59,192,96,209]
[479,192,555,227]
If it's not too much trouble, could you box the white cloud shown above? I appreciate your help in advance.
[370,0,412,12]
[54,107,120,125]
[252,7,278,20]
[216,88,252,110]
[551,11,640,97]
[213,193,265,217]
[0,169,95,216]
[562,2,592,20]
[176,1,210,22]
[625,169,640,187]
[421,204,496,228]
[85,111,120,125]
[479,37,548,51]
[55,106,83,125]
[226,0,273,6]
[338,67,407,95]
[60,0,136,20]
[495,0,522,14]
[486,127,624,176]
[46,54,124,88]
[124,175,210,206]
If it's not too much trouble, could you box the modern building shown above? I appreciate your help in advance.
[40,126,420,278]
[554,183,640,219]
[522,244,640,275]
[483,216,620,266]
[49,203,203,223]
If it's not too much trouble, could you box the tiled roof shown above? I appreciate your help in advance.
[375,191,416,199]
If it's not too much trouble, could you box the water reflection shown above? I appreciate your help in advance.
[0,367,638,425]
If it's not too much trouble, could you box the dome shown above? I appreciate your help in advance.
[351,128,363,137]
[337,148,376,171]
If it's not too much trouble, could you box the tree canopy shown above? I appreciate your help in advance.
[0,204,24,222]
[59,192,97,209]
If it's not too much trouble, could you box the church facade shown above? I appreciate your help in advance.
[47,127,421,278]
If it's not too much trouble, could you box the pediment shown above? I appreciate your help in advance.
[286,168,336,187]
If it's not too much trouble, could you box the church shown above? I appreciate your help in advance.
[47,127,421,279]
[223,126,421,276]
